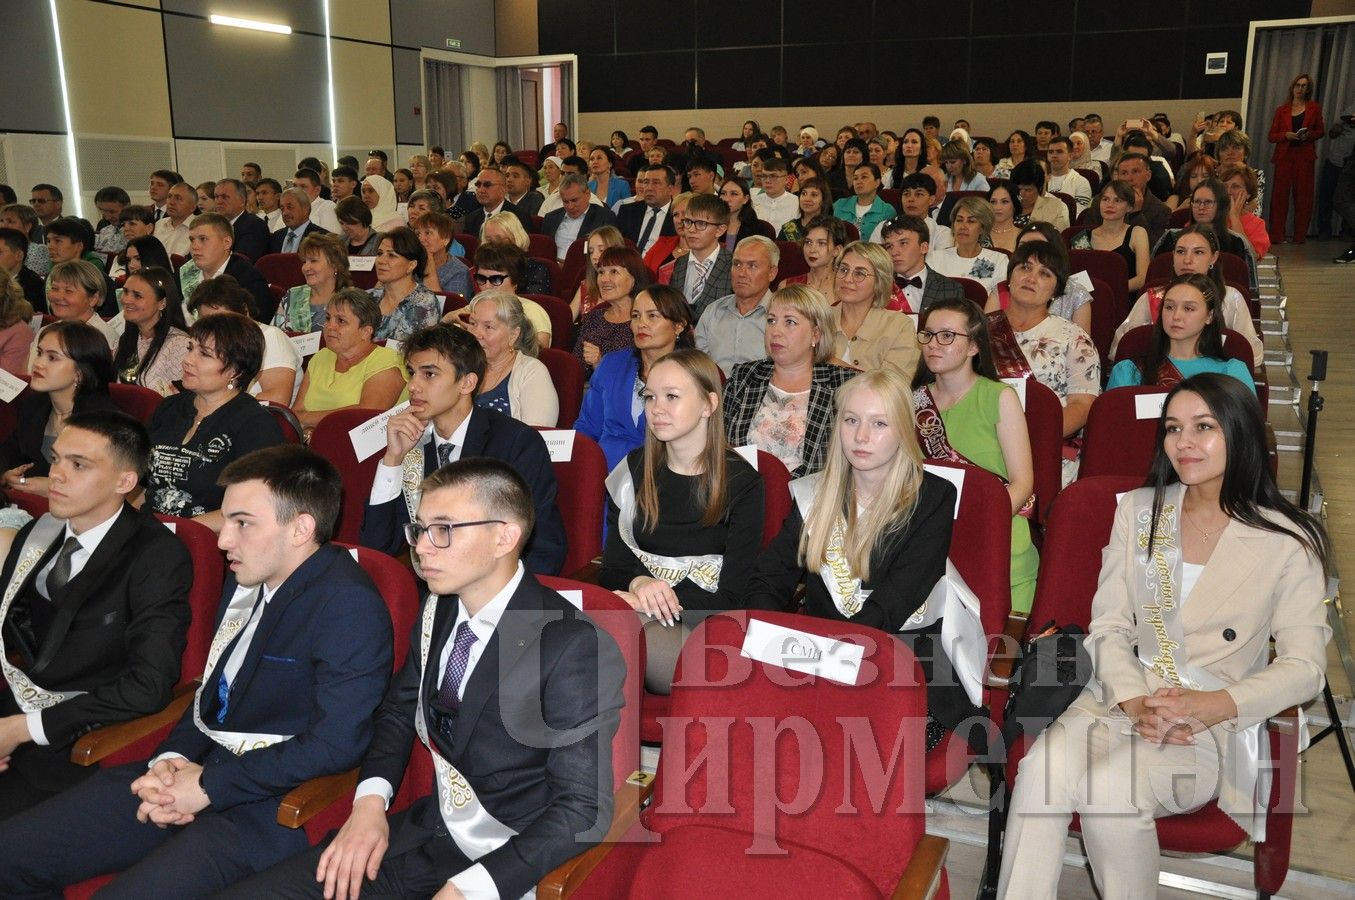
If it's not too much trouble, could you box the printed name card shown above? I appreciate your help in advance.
[385,338,403,352]
[1134,392,1169,420]
[555,589,583,610]
[733,444,759,470]
[741,618,864,686]
[922,463,965,519]
[348,256,375,271]
[290,332,322,356]
[1001,377,1028,411]
[539,429,576,462]
[30,314,43,333]
[0,368,26,403]
[1068,270,1094,293]
[348,401,410,461]
[161,520,177,533]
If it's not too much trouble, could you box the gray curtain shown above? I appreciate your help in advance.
[424,60,467,155]
[496,68,525,153]
[558,64,574,137]
[1245,22,1355,231]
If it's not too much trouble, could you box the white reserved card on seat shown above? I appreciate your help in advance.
[1001,377,1028,410]
[539,429,576,462]
[349,401,411,461]
[922,463,965,519]
[1135,392,1169,419]
[1068,270,1093,293]
[733,444,759,470]
[348,256,375,271]
[0,368,25,403]
[554,589,583,610]
[290,332,321,356]
[741,618,864,686]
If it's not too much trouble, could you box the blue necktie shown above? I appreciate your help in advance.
[216,589,266,724]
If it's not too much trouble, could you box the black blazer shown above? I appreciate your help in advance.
[17,266,46,314]
[462,200,530,239]
[745,472,979,730]
[511,190,544,219]
[232,212,270,262]
[266,221,329,257]
[180,256,278,323]
[361,406,568,575]
[362,574,624,900]
[616,201,677,247]
[542,205,619,250]
[0,390,117,477]
[0,504,192,785]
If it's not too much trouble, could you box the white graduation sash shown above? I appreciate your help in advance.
[190,583,295,754]
[414,596,521,872]
[1133,497,1269,840]
[402,444,428,578]
[0,515,84,712]
[789,475,986,706]
[604,463,722,593]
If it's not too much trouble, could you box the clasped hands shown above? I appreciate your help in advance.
[130,757,211,827]
[614,576,683,626]
[1120,687,1237,745]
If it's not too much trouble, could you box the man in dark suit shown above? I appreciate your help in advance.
[501,158,543,220]
[214,178,269,262]
[220,457,624,900]
[0,445,393,897]
[0,226,46,312]
[267,188,329,256]
[460,167,529,238]
[880,215,965,316]
[616,164,677,258]
[542,174,619,262]
[178,213,276,322]
[668,192,733,316]
[0,411,190,818]
[362,324,567,576]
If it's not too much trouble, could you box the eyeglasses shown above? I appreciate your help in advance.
[917,329,971,345]
[835,263,875,282]
[473,273,509,285]
[680,218,718,232]
[402,520,505,548]
[1190,199,1217,207]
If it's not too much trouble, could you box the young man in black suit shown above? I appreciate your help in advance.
[178,213,275,322]
[616,164,677,257]
[362,324,567,576]
[0,226,46,312]
[0,445,393,897]
[879,215,965,316]
[0,411,191,819]
[221,457,624,900]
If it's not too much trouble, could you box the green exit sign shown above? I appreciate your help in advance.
[445,38,461,49]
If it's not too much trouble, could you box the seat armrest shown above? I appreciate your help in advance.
[568,560,601,583]
[277,769,359,829]
[987,614,1030,688]
[537,774,655,899]
[69,687,196,767]
[1267,705,1300,735]
[892,833,949,900]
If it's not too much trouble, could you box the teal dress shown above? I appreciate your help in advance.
[938,378,1039,614]
[1105,355,1256,393]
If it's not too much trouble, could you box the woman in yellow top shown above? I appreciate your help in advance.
[292,288,408,432]
[828,241,919,377]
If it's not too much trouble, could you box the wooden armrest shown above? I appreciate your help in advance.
[892,833,950,900]
[277,769,359,829]
[537,774,655,899]
[1267,705,1300,735]
[986,614,1030,688]
[70,688,196,767]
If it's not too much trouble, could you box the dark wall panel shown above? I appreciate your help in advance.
[391,0,496,54]
[392,48,424,145]
[555,0,1315,113]
[0,15,65,133]
[163,16,328,142]
[163,0,326,34]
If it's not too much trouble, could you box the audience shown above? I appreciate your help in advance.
[362,174,406,232]
[777,175,832,242]
[829,240,919,376]
[37,260,120,357]
[694,235,778,373]
[0,268,34,375]
[465,292,559,426]
[781,214,846,296]
[369,226,441,343]
[670,192,733,317]
[879,215,965,315]
[1070,180,1151,293]
[178,213,275,322]
[416,211,472,297]
[570,225,626,320]
[457,242,553,348]
[575,245,650,372]
[0,203,50,277]
[0,226,47,310]
[271,233,353,333]
[114,266,190,395]
[190,277,301,405]
[930,196,1010,294]
[292,287,408,431]
[480,211,552,295]
[336,195,382,256]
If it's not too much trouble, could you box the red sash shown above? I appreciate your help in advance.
[1153,357,1186,389]
[913,386,1034,518]
[1146,286,1165,322]
[885,281,912,313]
[985,311,1033,379]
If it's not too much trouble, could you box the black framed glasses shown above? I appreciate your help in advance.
[402,520,505,548]
[917,329,970,346]
[473,273,508,285]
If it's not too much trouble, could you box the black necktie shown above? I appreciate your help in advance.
[153,207,164,222]
[46,536,82,596]
[637,207,658,250]
[896,275,923,290]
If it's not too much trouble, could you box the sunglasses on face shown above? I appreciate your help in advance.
[473,273,508,285]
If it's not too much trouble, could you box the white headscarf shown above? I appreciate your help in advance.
[363,175,403,230]
[1069,131,1093,169]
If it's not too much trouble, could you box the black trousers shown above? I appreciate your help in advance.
[0,762,307,900]
[0,742,98,823]
[213,805,473,899]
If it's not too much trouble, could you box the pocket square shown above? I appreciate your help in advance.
[261,654,298,663]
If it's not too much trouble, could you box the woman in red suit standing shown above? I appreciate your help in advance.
[1267,73,1324,244]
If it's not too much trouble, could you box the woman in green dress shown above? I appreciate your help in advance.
[912,297,1039,613]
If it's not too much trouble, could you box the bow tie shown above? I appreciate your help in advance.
[896,275,923,290]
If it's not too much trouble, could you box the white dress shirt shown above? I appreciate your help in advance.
[309,196,341,234]
[752,191,799,233]
[369,416,473,505]
[153,217,191,257]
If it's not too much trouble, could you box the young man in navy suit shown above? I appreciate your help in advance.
[362,323,567,575]
[0,445,393,897]
[221,457,624,900]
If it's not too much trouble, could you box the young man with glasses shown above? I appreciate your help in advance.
[669,192,732,319]
[225,456,623,900]
[751,157,798,233]
[363,323,566,576]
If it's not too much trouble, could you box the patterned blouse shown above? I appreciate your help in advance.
[1012,314,1101,403]
[369,283,442,344]
[749,384,810,474]
[119,327,191,396]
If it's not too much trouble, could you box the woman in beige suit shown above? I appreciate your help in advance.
[999,373,1331,899]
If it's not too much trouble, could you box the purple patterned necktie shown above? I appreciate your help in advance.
[436,620,478,712]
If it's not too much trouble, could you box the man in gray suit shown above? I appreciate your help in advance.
[667,192,732,320]
[880,215,965,316]
[541,175,617,261]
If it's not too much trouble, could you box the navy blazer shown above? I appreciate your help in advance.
[616,201,677,247]
[542,205,619,252]
[361,574,624,900]
[360,406,568,575]
[462,200,531,239]
[156,543,392,815]
[266,221,329,257]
